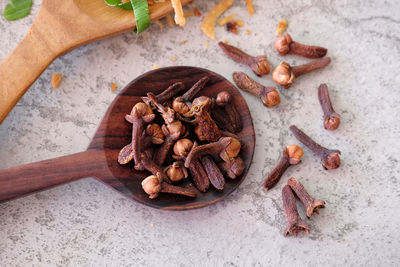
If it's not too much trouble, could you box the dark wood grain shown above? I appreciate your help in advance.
[0,66,256,210]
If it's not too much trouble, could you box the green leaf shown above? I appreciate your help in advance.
[103,0,150,33]
[3,0,32,21]
[130,0,150,34]
[104,0,133,10]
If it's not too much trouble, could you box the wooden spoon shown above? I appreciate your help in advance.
[0,0,193,123]
[0,66,255,210]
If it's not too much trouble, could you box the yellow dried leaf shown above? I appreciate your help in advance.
[236,19,244,27]
[165,14,175,27]
[111,82,117,92]
[171,56,177,62]
[153,66,160,70]
[180,40,187,44]
[201,0,234,40]
[276,19,288,35]
[171,0,185,26]
[245,29,251,35]
[51,73,62,89]
[245,0,254,16]
[217,14,236,26]
[224,40,229,44]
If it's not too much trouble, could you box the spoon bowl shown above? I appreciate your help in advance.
[0,67,256,210]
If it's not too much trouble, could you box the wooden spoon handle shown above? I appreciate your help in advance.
[0,149,109,203]
[0,25,59,123]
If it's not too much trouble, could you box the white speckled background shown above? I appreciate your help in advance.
[1,0,400,266]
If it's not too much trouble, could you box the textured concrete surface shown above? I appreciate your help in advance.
[1,0,400,266]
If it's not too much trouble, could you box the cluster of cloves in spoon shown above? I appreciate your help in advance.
[118,77,245,199]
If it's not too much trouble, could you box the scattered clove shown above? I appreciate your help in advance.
[215,91,242,132]
[272,57,331,89]
[201,155,225,190]
[290,125,341,170]
[264,145,303,191]
[218,42,270,76]
[185,137,241,168]
[282,185,310,236]
[219,157,245,179]
[142,174,196,199]
[287,177,325,218]
[232,72,280,107]
[318,84,340,130]
[275,33,327,58]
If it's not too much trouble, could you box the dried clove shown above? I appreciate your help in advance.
[287,177,325,218]
[173,138,194,159]
[140,150,170,183]
[211,105,236,133]
[164,161,188,182]
[125,103,155,171]
[318,84,340,130]
[184,96,222,142]
[172,76,210,115]
[282,185,310,236]
[272,57,331,89]
[290,125,341,170]
[142,82,185,105]
[201,155,225,190]
[215,91,242,132]
[190,158,210,192]
[153,121,186,166]
[146,123,165,144]
[147,92,176,124]
[275,33,327,58]
[219,157,245,179]
[142,174,196,199]
[218,42,270,76]
[185,137,241,168]
[232,72,280,107]
[264,145,303,191]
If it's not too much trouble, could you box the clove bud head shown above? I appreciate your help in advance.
[286,145,304,165]
[141,175,162,199]
[251,55,271,76]
[272,62,295,89]
[274,33,292,56]
[219,157,245,179]
[165,162,188,182]
[323,151,341,170]
[262,88,281,107]
[324,114,340,131]
[173,138,194,157]
[172,97,190,115]
[146,123,165,144]
[216,91,232,106]
[220,137,241,162]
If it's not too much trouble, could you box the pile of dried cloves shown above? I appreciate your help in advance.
[118,76,245,199]
[219,33,342,237]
